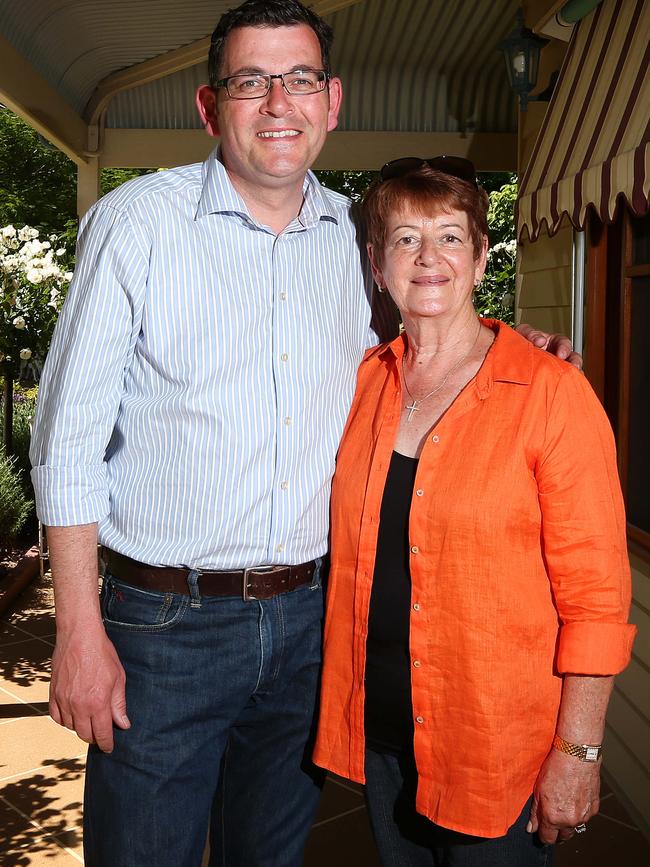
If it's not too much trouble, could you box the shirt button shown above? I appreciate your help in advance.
[415,716,424,724]
[413,660,421,668]
[411,545,419,554]
[281,353,289,362]
[432,435,440,443]
[276,544,284,553]
[280,481,288,490]
[280,292,287,301]
[413,603,421,611]
[415,489,424,497]
[284,416,292,426]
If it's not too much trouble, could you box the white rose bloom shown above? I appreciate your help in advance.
[41,241,51,249]
[26,268,43,284]
[56,248,66,256]
[19,348,32,360]
[13,316,26,329]
[2,225,16,238]
[64,271,73,281]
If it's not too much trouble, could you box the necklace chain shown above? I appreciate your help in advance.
[402,323,481,422]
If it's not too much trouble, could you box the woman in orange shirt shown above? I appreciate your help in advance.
[313,157,635,866]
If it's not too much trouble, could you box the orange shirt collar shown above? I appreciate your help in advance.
[378,319,533,399]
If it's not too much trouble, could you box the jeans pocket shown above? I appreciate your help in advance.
[101,573,189,632]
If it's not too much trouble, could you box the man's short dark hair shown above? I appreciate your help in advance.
[208,0,334,86]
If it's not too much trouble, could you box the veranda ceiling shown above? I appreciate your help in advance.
[0,0,520,170]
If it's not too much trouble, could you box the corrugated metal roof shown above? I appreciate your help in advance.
[0,0,226,113]
[330,0,516,133]
[1,0,517,134]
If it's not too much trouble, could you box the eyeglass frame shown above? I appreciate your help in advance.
[214,69,331,100]
[379,156,479,190]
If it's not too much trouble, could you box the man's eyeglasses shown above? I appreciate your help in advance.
[215,69,330,100]
[379,156,479,190]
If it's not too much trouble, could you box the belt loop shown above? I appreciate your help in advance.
[187,570,202,608]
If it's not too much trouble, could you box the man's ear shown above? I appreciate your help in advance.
[326,77,343,133]
[196,85,220,138]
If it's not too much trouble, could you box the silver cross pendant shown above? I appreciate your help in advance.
[405,400,420,422]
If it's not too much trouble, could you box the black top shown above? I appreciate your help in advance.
[364,450,418,755]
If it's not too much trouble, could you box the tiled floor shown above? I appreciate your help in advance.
[2,574,649,866]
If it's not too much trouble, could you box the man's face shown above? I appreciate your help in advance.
[196,24,342,195]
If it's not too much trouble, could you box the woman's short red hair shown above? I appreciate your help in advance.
[363,166,490,265]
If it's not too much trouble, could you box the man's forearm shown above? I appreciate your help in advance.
[47,523,102,631]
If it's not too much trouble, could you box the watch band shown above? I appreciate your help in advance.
[553,734,602,762]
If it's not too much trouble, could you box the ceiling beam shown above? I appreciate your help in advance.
[101,129,517,172]
[0,35,88,165]
[85,0,365,126]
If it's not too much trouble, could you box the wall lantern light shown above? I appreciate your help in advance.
[499,9,550,111]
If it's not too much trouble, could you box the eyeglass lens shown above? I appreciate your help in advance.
[225,70,327,98]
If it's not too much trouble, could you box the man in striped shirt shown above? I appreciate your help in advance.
[30,1,575,865]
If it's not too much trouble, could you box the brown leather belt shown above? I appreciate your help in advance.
[102,548,317,601]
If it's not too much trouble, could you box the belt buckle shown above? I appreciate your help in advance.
[242,566,275,601]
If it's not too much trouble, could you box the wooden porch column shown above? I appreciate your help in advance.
[77,156,101,218]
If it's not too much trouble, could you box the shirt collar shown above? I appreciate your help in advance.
[380,319,533,397]
[195,147,339,229]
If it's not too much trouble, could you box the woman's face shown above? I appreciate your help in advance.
[369,205,488,324]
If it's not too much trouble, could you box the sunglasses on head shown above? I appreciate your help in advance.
[379,155,479,189]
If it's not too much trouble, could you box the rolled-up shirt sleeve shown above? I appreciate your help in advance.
[30,203,149,526]
[536,365,636,674]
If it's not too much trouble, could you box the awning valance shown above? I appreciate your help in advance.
[517,0,649,242]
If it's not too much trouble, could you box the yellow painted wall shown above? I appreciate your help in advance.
[516,217,572,334]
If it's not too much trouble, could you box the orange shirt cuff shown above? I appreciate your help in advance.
[557,622,637,674]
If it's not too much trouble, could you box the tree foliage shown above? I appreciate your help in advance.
[0,107,154,248]
[0,107,77,239]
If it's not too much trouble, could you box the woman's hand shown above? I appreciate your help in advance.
[528,747,601,844]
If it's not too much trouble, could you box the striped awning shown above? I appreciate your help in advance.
[518,0,650,242]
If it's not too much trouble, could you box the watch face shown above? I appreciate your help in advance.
[585,746,600,762]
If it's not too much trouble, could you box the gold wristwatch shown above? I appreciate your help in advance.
[552,734,602,763]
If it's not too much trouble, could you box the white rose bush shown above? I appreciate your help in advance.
[1,224,72,381]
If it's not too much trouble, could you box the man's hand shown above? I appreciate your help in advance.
[516,323,583,369]
[527,747,600,844]
[50,624,130,753]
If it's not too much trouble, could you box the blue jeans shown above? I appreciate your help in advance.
[84,564,326,867]
[364,749,553,867]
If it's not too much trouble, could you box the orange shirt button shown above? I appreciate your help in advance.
[413,603,421,611]
[431,435,440,443]
[411,545,419,554]
[415,489,424,496]
[416,716,424,724]
[413,660,421,668]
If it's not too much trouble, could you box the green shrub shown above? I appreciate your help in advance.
[0,447,32,553]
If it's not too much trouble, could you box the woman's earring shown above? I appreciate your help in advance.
[376,283,385,294]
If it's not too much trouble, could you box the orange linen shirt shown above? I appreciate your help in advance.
[313,320,636,839]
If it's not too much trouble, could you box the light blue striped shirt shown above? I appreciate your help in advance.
[30,149,387,568]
